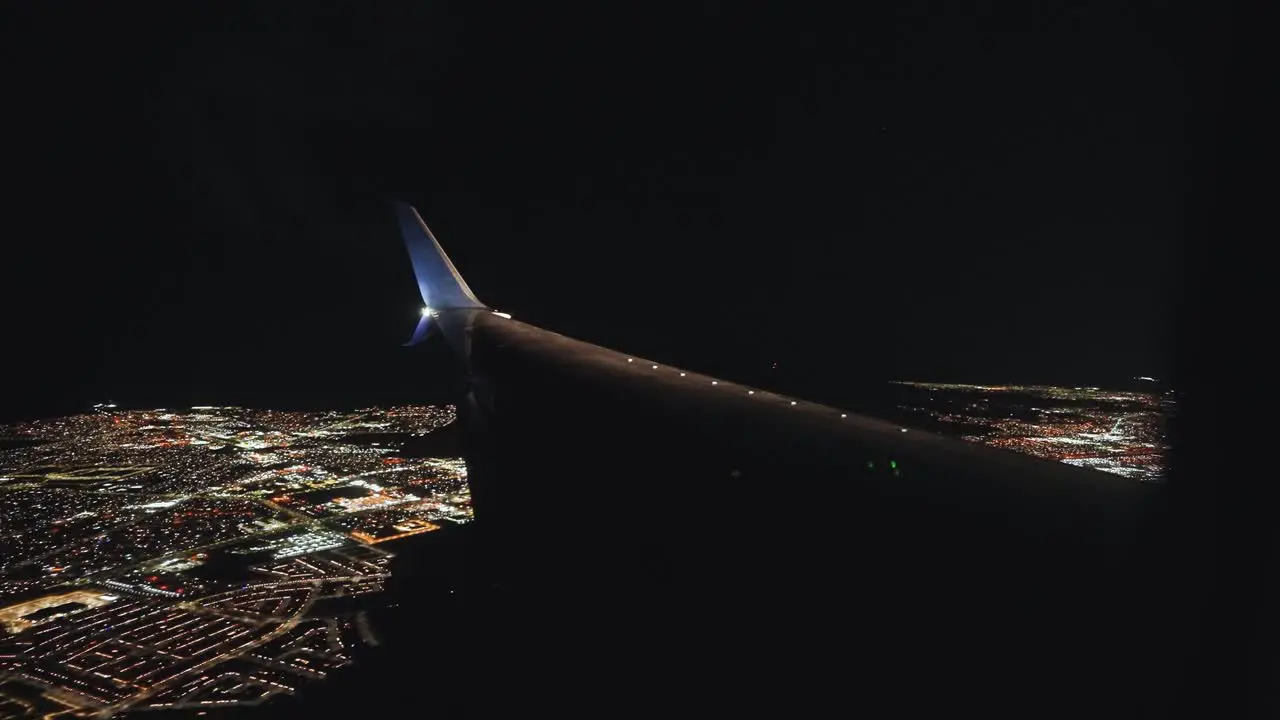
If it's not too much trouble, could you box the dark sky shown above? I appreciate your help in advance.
[2,2,1204,422]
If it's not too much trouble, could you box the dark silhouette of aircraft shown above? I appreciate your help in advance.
[385,201,1169,718]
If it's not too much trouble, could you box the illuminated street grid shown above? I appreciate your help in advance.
[0,405,468,715]
[892,382,1172,481]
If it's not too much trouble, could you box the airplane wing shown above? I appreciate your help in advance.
[389,202,1169,718]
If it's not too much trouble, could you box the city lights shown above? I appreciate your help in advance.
[892,382,1169,481]
[0,404,470,715]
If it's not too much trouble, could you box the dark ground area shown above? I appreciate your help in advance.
[338,421,463,459]
[0,680,72,718]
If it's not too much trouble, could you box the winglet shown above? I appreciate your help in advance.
[403,313,435,347]
[395,201,487,313]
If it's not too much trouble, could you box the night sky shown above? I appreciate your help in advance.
[4,2,1199,422]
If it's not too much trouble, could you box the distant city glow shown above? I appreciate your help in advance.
[891,381,1170,481]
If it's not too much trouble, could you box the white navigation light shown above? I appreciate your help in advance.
[492,311,512,319]
[711,381,718,385]
[627,358,634,362]
[680,373,686,377]
[422,306,432,317]
[841,414,847,418]
[748,391,755,395]
[901,428,908,432]
[790,401,796,405]
[652,365,658,369]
